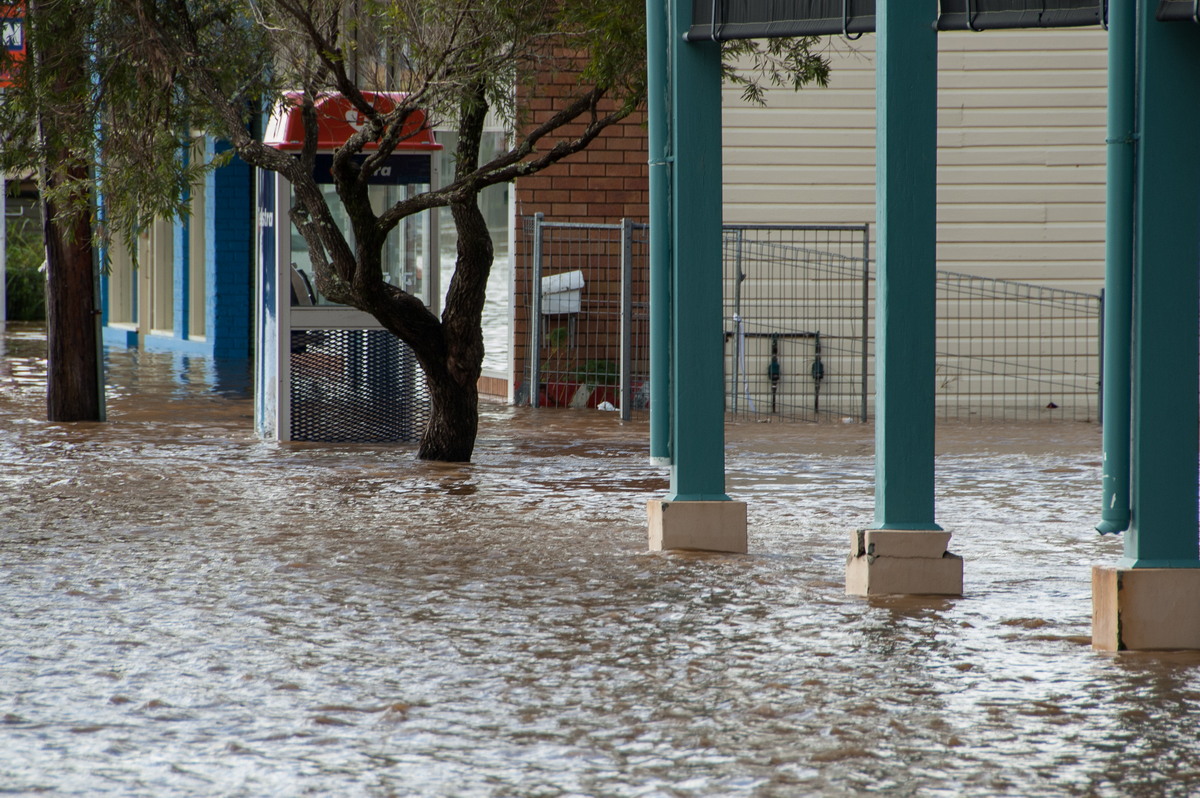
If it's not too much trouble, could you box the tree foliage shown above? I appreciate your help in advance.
[0,0,831,457]
[721,37,831,106]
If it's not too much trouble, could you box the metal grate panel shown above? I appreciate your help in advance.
[524,217,651,418]
[724,225,872,422]
[290,328,429,442]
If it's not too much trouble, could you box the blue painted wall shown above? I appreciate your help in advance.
[103,138,254,360]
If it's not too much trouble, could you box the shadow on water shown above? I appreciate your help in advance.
[3,321,1199,797]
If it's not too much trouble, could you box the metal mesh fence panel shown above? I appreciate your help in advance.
[527,218,650,415]
[290,328,429,442]
[723,225,871,422]
[519,218,1101,423]
[935,271,1101,422]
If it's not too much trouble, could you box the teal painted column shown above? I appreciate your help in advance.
[666,0,727,501]
[647,0,672,465]
[1097,0,1136,535]
[873,0,940,530]
[1123,8,1200,568]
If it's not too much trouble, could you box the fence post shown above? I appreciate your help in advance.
[1097,288,1104,426]
[529,212,544,408]
[731,228,743,415]
[861,223,870,422]
[620,217,634,421]
[0,175,6,323]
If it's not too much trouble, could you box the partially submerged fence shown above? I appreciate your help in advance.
[724,225,871,422]
[524,214,650,420]
[518,219,1102,423]
[934,271,1101,422]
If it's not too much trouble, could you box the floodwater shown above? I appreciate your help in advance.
[2,321,1199,797]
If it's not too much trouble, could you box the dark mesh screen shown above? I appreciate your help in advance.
[289,328,429,443]
[688,0,1104,39]
[1157,0,1200,22]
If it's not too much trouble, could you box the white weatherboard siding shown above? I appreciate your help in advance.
[721,30,1106,419]
[722,28,1109,295]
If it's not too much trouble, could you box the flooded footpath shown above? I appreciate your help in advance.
[2,321,1199,797]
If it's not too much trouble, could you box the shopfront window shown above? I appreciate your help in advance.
[288,181,432,307]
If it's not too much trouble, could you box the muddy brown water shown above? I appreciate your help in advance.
[2,321,1199,796]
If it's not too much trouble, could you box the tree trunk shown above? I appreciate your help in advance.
[29,0,102,421]
[416,194,493,461]
[43,163,100,422]
[418,363,480,461]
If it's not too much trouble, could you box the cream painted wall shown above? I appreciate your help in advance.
[722,28,1108,294]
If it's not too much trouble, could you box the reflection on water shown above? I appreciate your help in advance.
[3,322,1199,796]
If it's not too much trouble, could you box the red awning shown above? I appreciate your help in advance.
[264,92,440,152]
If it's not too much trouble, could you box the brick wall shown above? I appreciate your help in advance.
[511,51,650,400]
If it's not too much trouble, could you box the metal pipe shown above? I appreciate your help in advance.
[1097,0,1135,535]
[619,217,633,422]
[811,331,823,417]
[861,223,869,422]
[731,229,743,415]
[647,0,672,465]
[1097,288,1105,425]
[529,212,544,409]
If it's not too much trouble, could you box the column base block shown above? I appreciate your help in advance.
[845,529,963,596]
[1092,566,1200,651]
[648,499,747,553]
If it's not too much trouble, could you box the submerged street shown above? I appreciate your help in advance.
[2,322,1198,796]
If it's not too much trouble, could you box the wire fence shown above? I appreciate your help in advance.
[524,215,650,419]
[724,225,871,422]
[518,219,1103,423]
[934,271,1102,421]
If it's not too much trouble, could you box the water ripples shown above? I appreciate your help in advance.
[2,324,1199,796]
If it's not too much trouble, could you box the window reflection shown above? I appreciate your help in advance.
[289,182,431,307]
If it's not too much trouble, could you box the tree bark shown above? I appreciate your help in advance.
[410,80,494,462]
[42,163,100,422]
[418,359,481,462]
[415,193,493,461]
[29,0,102,421]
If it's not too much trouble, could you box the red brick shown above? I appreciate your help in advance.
[587,176,625,191]
[605,164,645,178]
[603,190,642,204]
[586,150,624,164]
[585,204,623,218]
[605,138,646,151]
[568,163,609,177]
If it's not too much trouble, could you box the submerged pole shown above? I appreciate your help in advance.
[1122,2,1200,567]
[1097,0,1135,535]
[847,0,960,596]
[1092,3,1200,651]
[667,0,725,501]
[646,0,672,465]
[646,0,746,554]
[872,0,939,530]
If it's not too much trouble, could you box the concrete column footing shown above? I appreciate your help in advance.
[845,529,963,596]
[1092,566,1200,651]
[648,499,747,554]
